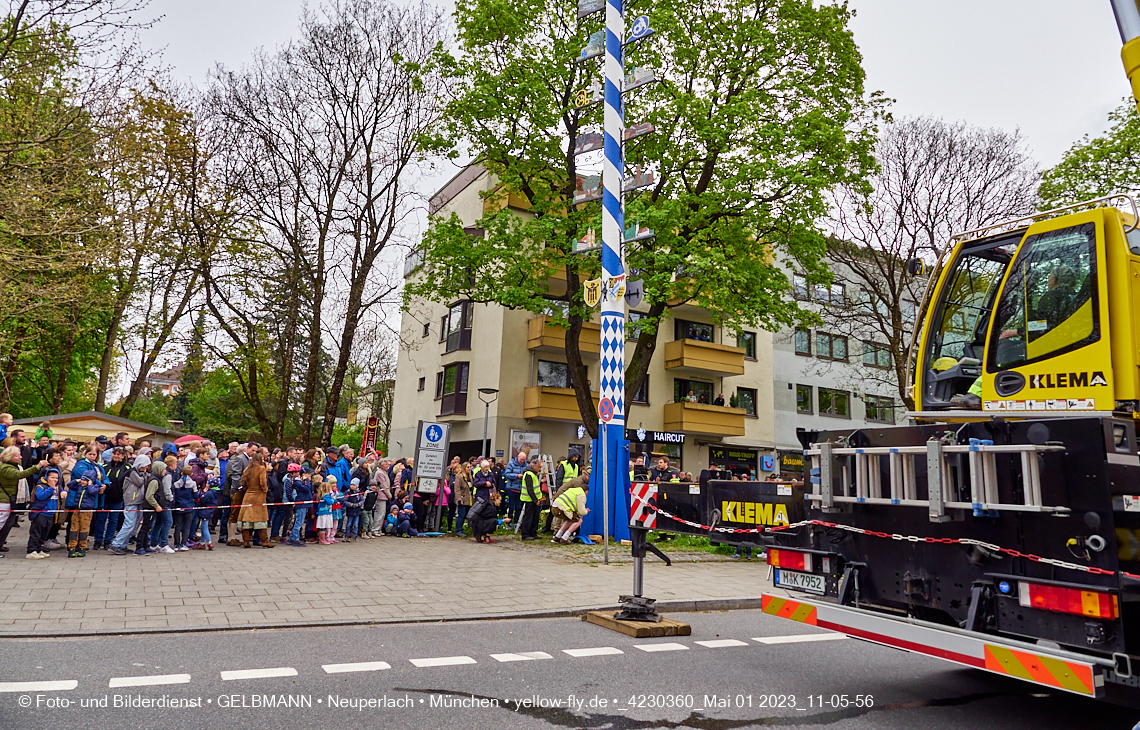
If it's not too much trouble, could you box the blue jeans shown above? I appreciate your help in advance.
[270,505,289,537]
[289,506,308,542]
[454,505,469,535]
[111,506,142,550]
[92,501,123,545]
[194,514,212,546]
[508,490,522,523]
[345,514,359,537]
[150,510,173,547]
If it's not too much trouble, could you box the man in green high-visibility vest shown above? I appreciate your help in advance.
[555,449,581,490]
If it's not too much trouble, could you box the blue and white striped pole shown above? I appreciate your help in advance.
[594,0,626,562]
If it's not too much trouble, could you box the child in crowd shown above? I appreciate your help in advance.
[172,465,197,551]
[26,470,63,558]
[361,480,378,539]
[343,478,364,541]
[192,477,219,550]
[285,462,311,547]
[315,478,336,545]
[329,477,344,544]
[384,505,399,535]
[396,502,418,537]
[0,412,12,442]
[34,421,53,441]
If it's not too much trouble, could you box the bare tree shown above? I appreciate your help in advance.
[821,116,1040,406]
[204,0,446,445]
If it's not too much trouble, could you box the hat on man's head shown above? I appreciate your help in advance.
[326,447,338,455]
[94,435,109,444]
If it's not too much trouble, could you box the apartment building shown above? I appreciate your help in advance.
[772,262,909,474]
[390,165,779,478]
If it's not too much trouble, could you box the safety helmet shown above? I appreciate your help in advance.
[932,356,958,372]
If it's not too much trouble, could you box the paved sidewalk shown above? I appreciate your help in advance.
[0,535,772,636]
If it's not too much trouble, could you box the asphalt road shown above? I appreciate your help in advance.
[0,608,1137,730]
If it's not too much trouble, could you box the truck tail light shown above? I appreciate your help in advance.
[767,549,812,572]
[1017,581,1119,620]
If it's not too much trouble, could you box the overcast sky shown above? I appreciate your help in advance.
[142,0,1128,169]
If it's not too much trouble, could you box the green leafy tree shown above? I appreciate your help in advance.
[1039,102,1140,209]
[406,0,884,436]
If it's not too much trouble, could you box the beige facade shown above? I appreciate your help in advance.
[391,166,777,477]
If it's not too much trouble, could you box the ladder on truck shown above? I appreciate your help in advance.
[803,439,1070,522]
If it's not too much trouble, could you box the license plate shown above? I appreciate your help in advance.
[774,568,825,595]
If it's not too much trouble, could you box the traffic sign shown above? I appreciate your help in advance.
[599,397,614,423]
[413,420,451,482]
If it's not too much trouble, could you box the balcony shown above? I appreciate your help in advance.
[527,316,600,357]
[524,386,599,421]
[664,339,746,376]
[663,401,746,437]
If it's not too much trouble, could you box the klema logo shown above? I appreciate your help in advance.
[1028,371,1107,389]
[722,501,790,526]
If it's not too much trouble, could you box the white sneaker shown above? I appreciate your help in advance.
[25,552,47,559]
[160,545,176,554]
[176,546,190,552]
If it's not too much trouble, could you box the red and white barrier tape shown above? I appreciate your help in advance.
[649,504,1140,581]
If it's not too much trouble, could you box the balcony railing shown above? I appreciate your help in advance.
[527,316,600,356]
[663,401,746,436]
[663,338,746,376]
[524,386,598,421]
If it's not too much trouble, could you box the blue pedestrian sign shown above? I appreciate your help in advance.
[425,424,443,443]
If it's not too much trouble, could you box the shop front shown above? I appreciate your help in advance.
[778,449,804,476]
[708,445,759,480]
[625,428,687,472]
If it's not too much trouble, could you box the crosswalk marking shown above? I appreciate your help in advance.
[695,639,749,648]
[634,642,689,653]
[322,662,391,674]
[108,674,191,688]
[490,651,554,662]
[562,647,624,657]
[220,667,298,680]
[0,680,78,693]
[753,633,848,645]
[409,656,477,668]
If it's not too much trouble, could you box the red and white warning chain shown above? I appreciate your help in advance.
[648,504,1140,581]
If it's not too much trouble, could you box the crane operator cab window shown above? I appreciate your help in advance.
[921,234,1016,408]
[989,223,1098,371]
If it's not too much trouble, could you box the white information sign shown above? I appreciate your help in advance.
[413,421,451,489]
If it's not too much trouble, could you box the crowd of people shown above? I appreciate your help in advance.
[0,417,599,558]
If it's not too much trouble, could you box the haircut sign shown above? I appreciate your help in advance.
[413,420,451,494]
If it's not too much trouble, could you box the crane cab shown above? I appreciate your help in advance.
[911,196,1140,418]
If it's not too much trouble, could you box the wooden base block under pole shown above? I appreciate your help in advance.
[583,611,691,638]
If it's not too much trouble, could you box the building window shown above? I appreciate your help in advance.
[862,341,891,369]
[794,329,811,356]
[632,375,649,404]
[736,331,756,360]
[417,377,425,391]
[422,322,430,338]
[793,274,809,301]
[537,360,571,388]
[736,387,757,417]
[796,384,813,414]
[815,332,847,361]
[436,362,469,415]
[674,319,713,343]
[674,378,713,404]
[627,311,645,342]
[864,394,895,423]
[442,300,473,353]
[819,387,850,418]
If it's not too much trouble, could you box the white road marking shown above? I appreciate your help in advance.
[562,647,624,657]
[409,656,477,668]
[694,639,749,648]
[322,661,391,674]
[753,633,848,645]
[634,642,689,653]
[109,674,191,688]
[220,667,298,681]
[0,680,78,693]
[490,651,554,662]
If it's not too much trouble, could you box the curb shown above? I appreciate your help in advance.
[0,596,768,640]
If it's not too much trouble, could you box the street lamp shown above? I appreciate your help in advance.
[478,388,499,459]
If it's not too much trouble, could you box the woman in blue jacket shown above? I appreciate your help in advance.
[66,444,107,557]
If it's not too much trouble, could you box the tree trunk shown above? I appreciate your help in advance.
[51,318,78,412]
[320,273,368,446]
[0,325,26,413]
[624,300,666,409]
